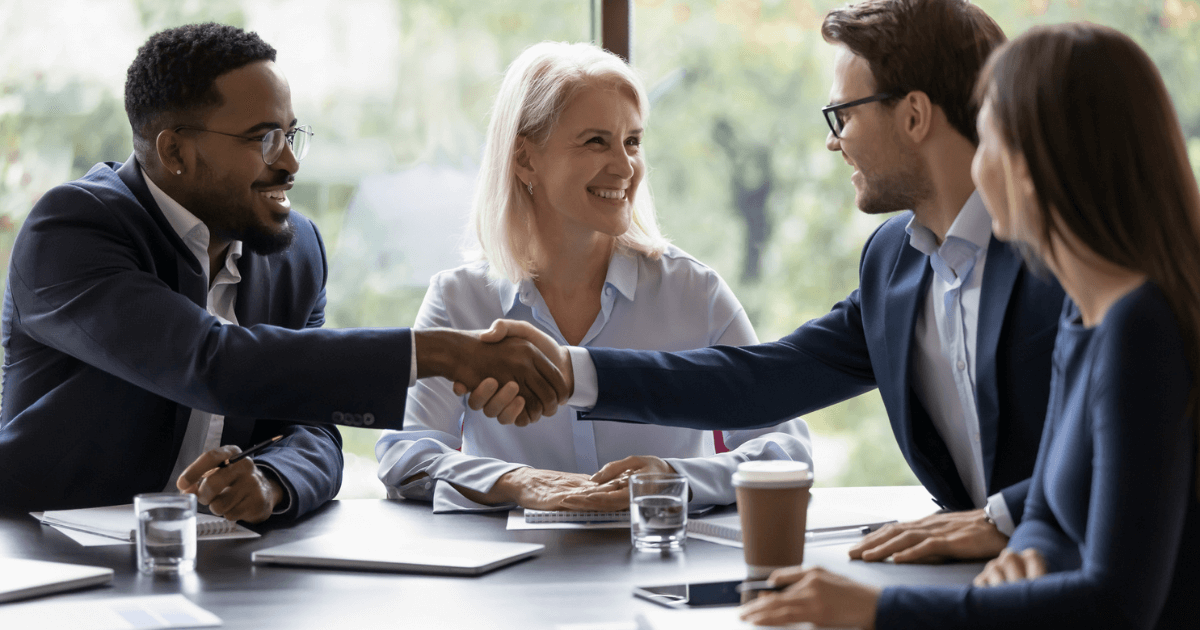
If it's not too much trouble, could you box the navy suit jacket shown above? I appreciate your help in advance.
[584,213,1064,518]
[0,157,412,517]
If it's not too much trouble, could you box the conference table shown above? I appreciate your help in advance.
[0,487,985,629]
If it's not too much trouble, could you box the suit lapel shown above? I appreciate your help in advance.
[974,237,1021,491]
[884,240,930,457]
[117,157,206,452]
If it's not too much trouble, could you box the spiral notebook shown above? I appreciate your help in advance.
[523,509,631,523]
[35,504,257,543]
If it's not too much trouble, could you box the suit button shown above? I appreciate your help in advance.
[332,411,344,423]
[363,413,375,426]
[351,413,363,426]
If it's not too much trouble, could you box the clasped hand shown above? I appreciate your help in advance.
[447,320,575,426]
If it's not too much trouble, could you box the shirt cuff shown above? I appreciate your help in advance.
[985,491,1017,536]
[408,329,417,388]
[566,346,598,409]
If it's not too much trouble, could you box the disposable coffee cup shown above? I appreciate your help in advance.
[732,460,813,579]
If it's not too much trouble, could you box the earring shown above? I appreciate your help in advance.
[176,170,182,175]
[526,181,534,197]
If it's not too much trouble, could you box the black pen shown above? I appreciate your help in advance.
[200,435,283,480]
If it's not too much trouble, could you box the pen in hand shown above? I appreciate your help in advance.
[199,435,283,480]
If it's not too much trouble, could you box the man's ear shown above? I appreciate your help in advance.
[155,128,189,177]
[896,90,935,145]
[512,134,536,187]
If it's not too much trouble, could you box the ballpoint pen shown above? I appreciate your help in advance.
[199,435,283,480]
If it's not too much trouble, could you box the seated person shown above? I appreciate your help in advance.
[376,41,810,512]
[0,24,566,522]
[739,23,1200,629]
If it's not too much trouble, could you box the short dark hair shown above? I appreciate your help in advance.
[821,0,1005,145]
[124,23,276,152]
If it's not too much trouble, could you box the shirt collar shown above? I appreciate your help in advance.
[141,167,243,278]
[496,247,640,316]
[905,191,991,283]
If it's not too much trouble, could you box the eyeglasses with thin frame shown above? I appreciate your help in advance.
[822,93,895,138]
[173,125,313,165]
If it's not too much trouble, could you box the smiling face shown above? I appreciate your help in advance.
[825,46,931,215]
[179,60,298,254]
[525,82,644,241]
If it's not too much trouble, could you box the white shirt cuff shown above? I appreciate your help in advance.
[408,329,417,387]
[566,346,598,409]
[985,492,1017,536]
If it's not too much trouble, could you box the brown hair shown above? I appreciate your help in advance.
[979,22,1200,492]
[821,0,1005,145]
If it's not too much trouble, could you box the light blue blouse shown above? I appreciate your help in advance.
[376,245,812,512]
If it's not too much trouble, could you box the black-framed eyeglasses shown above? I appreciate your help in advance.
[173,125,313,165]
[822,94,895,138]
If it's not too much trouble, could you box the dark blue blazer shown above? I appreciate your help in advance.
[0,157,412,517]
[584,213,1064,518]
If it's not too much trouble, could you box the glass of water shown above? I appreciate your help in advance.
[134,493,197,575]
[629,472,688,550]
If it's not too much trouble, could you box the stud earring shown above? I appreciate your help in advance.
[176,170,182,175]
[526,181,534,197]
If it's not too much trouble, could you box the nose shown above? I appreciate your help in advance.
[272,142,300,176]
[826,130,840,152]
[609,144,636,180]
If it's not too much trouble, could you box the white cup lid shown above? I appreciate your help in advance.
[733,460,813,484]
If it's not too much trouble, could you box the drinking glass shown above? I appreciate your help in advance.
[135,493,197,575]
[629,472,688,550]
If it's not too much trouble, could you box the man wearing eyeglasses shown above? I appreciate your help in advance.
[475,0,1064,566]
[0,23,567,522]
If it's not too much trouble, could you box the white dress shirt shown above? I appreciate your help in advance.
[568,193,1016,534]
[376,245,812,512]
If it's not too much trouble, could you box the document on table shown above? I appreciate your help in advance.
[31,510,260,547]
[637,606,850,629]
[0,594,221,629]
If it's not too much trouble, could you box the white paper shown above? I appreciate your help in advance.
[636,606,853,630]
[31,512,260,547]
[0,594,221,629]
[556,623,638,630]
[505,509,629,530]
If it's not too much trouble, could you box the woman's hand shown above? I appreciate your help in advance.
[973,547,1047,587]
[739,566,880,629]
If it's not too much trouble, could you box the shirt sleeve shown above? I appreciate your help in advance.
[661,270,813,506]
[375,274,525,510]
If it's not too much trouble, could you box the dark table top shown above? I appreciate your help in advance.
[0,488,984,629]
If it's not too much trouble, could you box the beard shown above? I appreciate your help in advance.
[188,160,297,256]
[854,135,934,215]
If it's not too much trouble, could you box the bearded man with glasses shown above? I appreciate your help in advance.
[0,23,568,522]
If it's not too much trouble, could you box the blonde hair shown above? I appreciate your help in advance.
[469,41,669,283]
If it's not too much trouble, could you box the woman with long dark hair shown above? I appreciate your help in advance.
[738,22,1200,630]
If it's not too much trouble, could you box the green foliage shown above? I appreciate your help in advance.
[2,0,1198,496]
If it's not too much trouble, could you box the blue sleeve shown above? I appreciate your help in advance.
[584,287,876,430]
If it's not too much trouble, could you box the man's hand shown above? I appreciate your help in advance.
[176,445,283,524]
[450,320,575,426]
[590,455,676,484]
[848,508,1008,563]
[739,566,880,630]
[416,325,569,426]
[452,467,625,511]
[974,547,1047,586]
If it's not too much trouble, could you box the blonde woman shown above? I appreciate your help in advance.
[375,42,810,513]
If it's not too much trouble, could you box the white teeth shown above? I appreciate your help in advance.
[588,188,625,200]
[260,190,286,201]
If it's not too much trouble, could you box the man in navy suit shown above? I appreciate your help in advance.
[473,0,1063,564]
[0,24,566,522]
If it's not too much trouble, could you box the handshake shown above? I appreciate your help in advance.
[415,320,576,426]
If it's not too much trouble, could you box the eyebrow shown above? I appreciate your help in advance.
[575,128,644,138]
[241,118,298,135]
